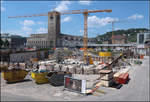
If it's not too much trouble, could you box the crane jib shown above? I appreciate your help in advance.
[8,9,112,18]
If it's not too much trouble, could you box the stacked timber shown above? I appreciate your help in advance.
[99,70,114,87]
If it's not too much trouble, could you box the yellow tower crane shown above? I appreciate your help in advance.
[8,9,112,64]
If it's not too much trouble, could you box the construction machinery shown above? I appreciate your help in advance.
[108,20,116,39]
[8,9,112,65]
[108,20,128,40]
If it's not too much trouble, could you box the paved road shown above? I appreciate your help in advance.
[1,92,41,101]
[79,56,150,101]
[1,56,149,101]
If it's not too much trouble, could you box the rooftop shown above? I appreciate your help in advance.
[111,35,126,40]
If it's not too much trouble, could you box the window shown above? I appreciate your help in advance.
[50,15,53,19]
[139,34,144,44]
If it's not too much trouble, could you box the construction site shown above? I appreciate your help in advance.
[1,5,150,101]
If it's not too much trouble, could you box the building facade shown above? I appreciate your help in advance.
[26,33,96,49]
[26,11,61,49]
[144,32,150,44]
[26,11,96,49]
[0,33,26,49]
[136,31,150,56]
[111,35,127,44]
[26,33,48,49]
[137,31,150,44]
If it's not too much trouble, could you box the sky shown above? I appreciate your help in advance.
[1,0,149,38]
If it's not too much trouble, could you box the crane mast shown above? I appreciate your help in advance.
[83,12,88,64]
[8,9,112,64]
[108,20,127,44]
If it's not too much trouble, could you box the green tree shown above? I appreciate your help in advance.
[96,28,148,43]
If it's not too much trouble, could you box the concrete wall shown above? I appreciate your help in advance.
[9,51,48,63]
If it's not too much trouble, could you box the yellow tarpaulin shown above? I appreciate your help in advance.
[99,52,111,57]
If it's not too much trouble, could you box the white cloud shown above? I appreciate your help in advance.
[88,15,119,28]
[1,0,4,4]
[1,6,5,12]
[37,21,45,25]
[11,31,27,37]
[54,1,71,12]
[19,20,35,36]
[36,27,47,33]
[128,14,144,20]
[1,29,32,37]
[1,0,5,12]
[79,30,84,33]
[22,26,32,34]
[62,16,71,22]
[20,20,47,35]
[20,20,35,26]
[78,1,91,5]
